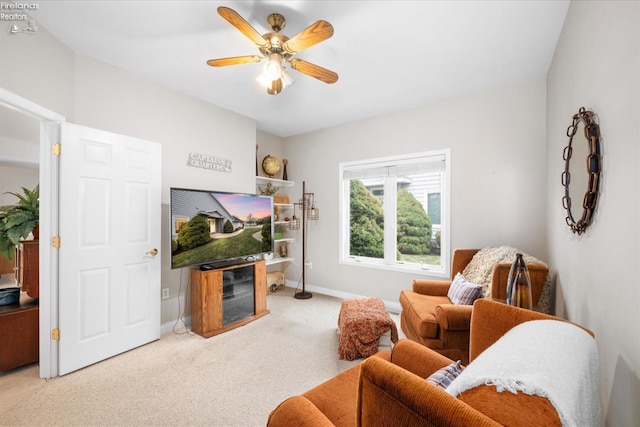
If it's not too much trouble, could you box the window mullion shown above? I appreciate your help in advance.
[383,176,396,264]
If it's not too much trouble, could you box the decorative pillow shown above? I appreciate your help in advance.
[447,273,482,305]
[426,360,463,389]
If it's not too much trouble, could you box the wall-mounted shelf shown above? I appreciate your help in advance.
[275,221,294,226]
[275,238,294,244]
[256,176,294,187]
[266,257,294,266]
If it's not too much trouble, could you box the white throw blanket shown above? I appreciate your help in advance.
[446,320,600,427]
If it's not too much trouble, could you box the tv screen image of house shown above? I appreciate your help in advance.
[170,188,274,269]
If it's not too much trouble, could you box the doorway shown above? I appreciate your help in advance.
[0,87,63,378]
[0,88,162,378]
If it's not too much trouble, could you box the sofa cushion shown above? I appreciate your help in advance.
[302,365,360,427]
[399,290,450,338]
[426,360,463,389]
[447,273,482,305]
[301,351,391,427]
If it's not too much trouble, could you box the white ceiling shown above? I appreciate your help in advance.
[29,1,569,137]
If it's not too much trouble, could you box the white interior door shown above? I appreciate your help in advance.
[58,123,161,375]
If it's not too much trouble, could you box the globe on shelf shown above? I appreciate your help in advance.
[262,155,281,178]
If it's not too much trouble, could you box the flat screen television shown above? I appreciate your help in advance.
[170,187,274,269]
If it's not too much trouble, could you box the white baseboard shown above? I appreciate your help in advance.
[160,280,403,336]
[160,294,191,335]
[161,316,190,336]
[284,279,402,315]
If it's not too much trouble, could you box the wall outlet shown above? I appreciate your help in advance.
[305,261,312,269]
[162,288,169,299]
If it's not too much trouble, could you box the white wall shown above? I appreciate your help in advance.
[73,56,257,199]
[0,166,39,206]
[0,98,40,202]
[281,79,548,304]
[257,130,285,171]
[546,1,640,425]
[0,22,75,119]
[0,16,73,203]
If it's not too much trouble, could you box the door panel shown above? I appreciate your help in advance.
[79,268,110,341]
[58,123,161,375]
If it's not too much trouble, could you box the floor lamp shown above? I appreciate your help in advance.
[290,181,318,300]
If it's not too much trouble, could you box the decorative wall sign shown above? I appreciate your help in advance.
[187,152,232,173]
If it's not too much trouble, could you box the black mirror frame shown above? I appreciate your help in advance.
[561,107,602,235]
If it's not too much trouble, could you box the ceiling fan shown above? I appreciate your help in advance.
[207,6,338,95]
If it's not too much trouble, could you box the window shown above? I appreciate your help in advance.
[339,150,450,276]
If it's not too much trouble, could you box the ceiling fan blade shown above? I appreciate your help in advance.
[283,20,334,54]
[289,59,338,84]
[207,55,263,67]
[217,6,268,48]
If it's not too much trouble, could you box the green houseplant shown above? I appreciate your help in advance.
[0,184,39,260]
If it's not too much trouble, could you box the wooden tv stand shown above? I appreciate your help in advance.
[190,260,269,338]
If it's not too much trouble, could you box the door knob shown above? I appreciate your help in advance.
[146,248,159,256]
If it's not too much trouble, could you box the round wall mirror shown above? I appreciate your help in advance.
[561,107,602,235]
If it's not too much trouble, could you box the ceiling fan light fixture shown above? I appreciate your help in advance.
[263,53,283,81]
[280,67,294,88]
[266,78,283,95]
[256,73,269,87]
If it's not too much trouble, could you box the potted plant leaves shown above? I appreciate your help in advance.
[0,184,39,260]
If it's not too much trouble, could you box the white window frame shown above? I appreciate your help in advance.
[338,149,450,278]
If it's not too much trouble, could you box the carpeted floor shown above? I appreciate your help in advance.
[0,287,403,426]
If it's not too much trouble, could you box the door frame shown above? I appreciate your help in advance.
[0,87,65,378]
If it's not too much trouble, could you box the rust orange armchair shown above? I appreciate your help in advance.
[399,248,548,365]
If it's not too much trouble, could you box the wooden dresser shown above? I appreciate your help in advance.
[0,275,39,371]
[0,242,40,372]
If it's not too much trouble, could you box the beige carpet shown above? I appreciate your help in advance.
[0,287,404,426]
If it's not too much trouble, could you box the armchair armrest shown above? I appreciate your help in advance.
[389,339,454,379]
[412,279,451,296]
[267,396,335,427]
[435,304,473,330]
[357,357,500,427]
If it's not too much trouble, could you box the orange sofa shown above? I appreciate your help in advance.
[267,299,594,427]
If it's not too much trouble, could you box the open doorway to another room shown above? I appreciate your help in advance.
[0,104,41,373]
